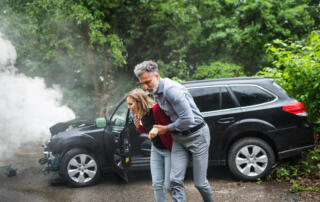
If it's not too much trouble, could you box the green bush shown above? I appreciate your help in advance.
[157,60,189,80]
[191,61,246,80]
[267,147,320,193]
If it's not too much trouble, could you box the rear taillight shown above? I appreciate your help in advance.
[282,102,307,116]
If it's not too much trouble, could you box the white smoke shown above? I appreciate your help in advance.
[0,33,75,159]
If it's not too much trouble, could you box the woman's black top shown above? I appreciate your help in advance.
[141,109,167,150]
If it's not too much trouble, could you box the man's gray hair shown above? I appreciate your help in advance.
[134,60,158,78]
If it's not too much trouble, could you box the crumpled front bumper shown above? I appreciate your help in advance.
[38,143,61,174]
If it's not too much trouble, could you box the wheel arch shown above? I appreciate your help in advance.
[59,135,101,166]
[222,119,279,162]
[61,144,97,160]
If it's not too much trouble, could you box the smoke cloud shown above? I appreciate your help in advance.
[0,33,75,159]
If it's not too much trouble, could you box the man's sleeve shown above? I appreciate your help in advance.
[165,86,194,131]
[153,104,174,136]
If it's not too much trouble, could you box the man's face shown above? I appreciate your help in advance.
[138,72,160,94]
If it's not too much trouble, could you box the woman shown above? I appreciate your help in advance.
[126,88,173,202]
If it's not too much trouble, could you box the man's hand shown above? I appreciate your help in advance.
[153,125,169,135]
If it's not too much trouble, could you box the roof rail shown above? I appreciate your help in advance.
[182,76,267,84]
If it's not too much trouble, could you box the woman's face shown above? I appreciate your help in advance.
[126,96,138,115]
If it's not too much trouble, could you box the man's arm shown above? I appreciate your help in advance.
[155,86,194,133]
[153,125,169,135]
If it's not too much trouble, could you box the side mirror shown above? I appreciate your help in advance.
[95,117,107,128]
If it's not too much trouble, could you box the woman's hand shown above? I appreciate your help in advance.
[148,127,158,140]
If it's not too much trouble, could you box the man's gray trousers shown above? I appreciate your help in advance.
[170,124,214,202]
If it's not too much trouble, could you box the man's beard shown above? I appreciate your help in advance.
[148,79,159,94]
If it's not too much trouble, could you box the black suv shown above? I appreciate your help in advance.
[39,77,314,187]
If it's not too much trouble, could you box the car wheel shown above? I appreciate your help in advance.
[60,148,101,187]
[228,137,275,181]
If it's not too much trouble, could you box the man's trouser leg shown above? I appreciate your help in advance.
[191,125,214,202]
[171,124,214,202]
[170,140,189,202]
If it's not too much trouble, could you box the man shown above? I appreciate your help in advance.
[134,61,214,202]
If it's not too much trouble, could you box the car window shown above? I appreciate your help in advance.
[111,101,128,127]
[230,85,275,107]
[221,87,236,109]
[188,87,220,112]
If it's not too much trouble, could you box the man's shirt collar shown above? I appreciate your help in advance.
[155,78,164,95]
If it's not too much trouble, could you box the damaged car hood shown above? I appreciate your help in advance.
[49,118,94,136]
[47,119,105,153]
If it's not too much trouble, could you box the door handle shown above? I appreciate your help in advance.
[217,117,235,124]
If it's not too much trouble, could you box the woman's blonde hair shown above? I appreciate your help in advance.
[125,88,156,118]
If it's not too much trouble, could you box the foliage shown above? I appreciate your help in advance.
[157,60,189,80]
[266,146,320,193]
[191,0,317,74]
[257,31,320,129]
[120,0,319,77]
[191,61,246,80]
[256,178,262,185]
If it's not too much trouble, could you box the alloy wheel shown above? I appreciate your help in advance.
[67,154,98,183]
[235,145,268,177]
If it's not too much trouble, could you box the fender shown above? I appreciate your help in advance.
[63,134,98,154]
[221,118,277,155]
[48,130,99,155]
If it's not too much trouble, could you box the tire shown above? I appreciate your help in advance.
[228,137,275,181]
[60,148,101,187]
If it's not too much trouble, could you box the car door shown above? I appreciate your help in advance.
[105,100,131,182]
[127,111,151,158]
